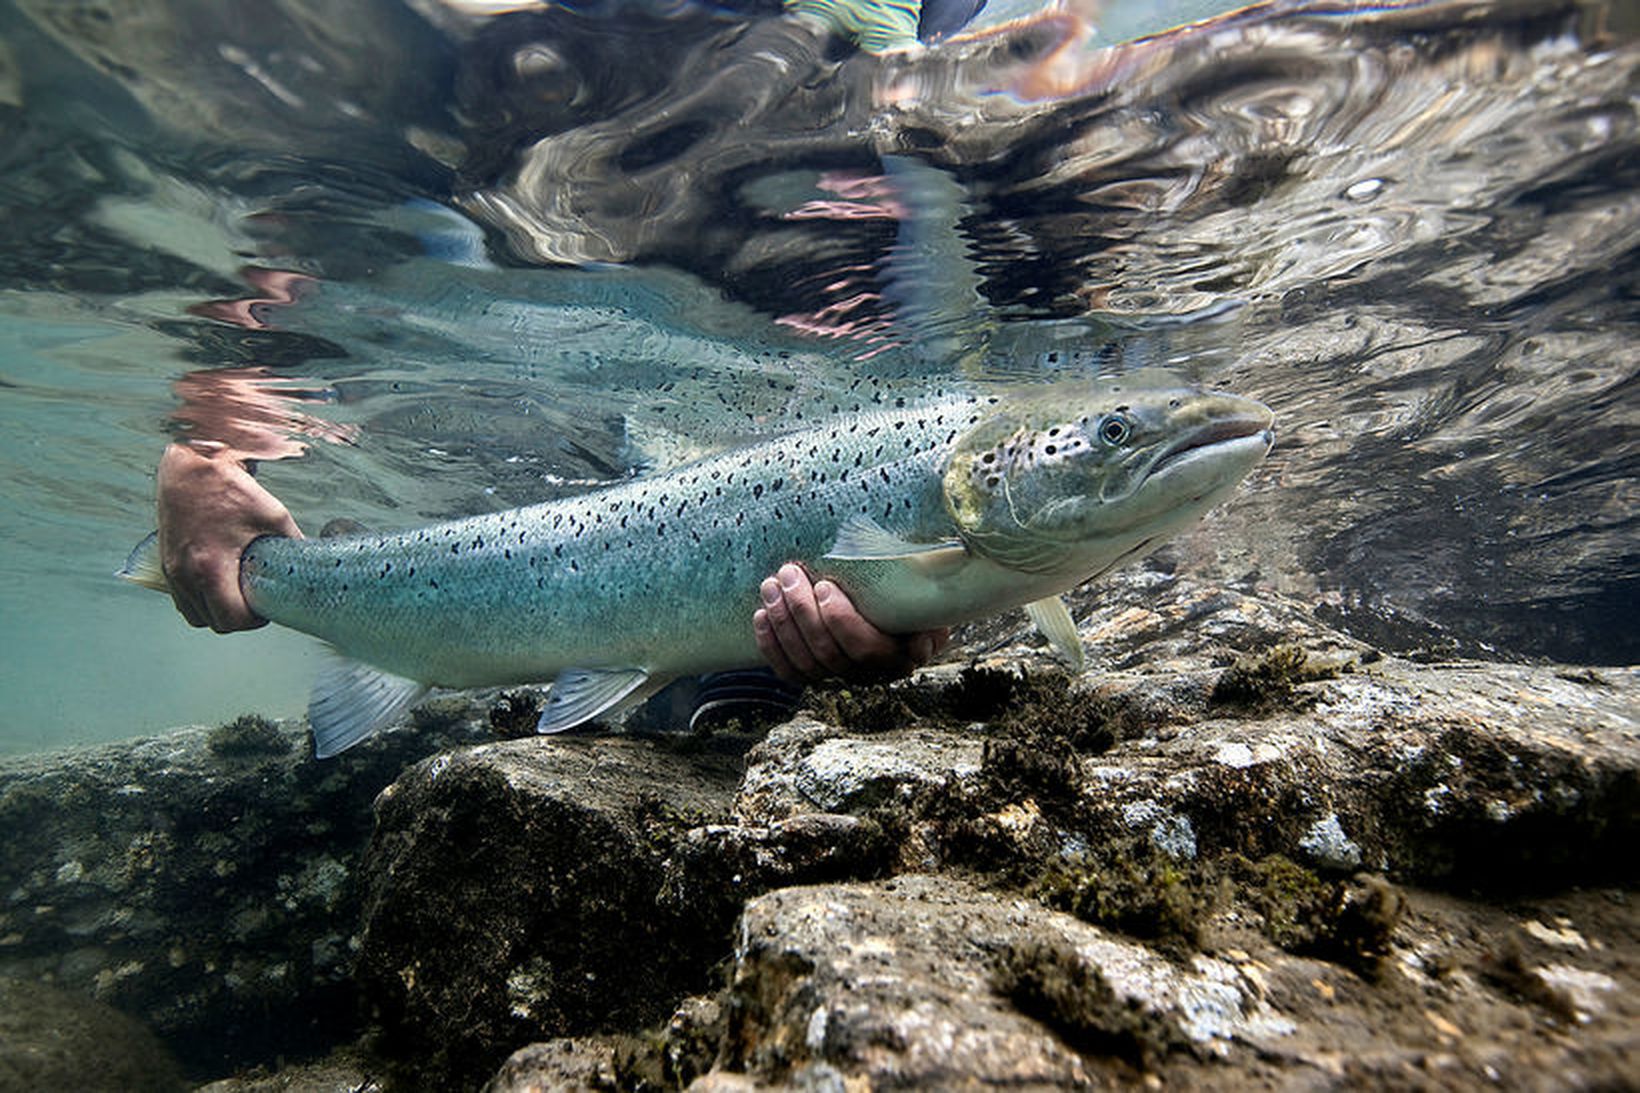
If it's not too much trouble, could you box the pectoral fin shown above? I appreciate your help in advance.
[309,653,430,758]
[537,667,657,734]
[1025,596,1086,671]
[824,513,967,566]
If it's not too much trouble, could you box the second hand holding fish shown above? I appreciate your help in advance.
[756,563,950,683]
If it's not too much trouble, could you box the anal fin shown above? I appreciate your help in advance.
[309,652,429,758]
[538,667,656,734]
[1025,596,1086,671]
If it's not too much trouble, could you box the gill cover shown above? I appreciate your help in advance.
[943,385,1151,574]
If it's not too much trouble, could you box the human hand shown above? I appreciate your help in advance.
[753,562,950,684]
[156,443,302,632]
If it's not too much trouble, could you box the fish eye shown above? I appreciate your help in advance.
[1096,414,1132,446]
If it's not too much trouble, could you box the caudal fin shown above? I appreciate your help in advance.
[116,532,170,592]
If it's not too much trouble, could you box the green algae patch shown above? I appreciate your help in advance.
[1240,855,1406,981]
[994,939,1186,1071]
[1033,853,1220,956]
[1209,643,1349,713]
[207,714,292,758]
[808,665,1144,748]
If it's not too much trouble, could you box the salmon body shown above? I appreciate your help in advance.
[128,373,1273,756]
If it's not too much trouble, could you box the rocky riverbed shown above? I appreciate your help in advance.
[2,564,1635,1091]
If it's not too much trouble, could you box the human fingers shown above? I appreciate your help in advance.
[814,581,951,677]
[167,575,209,629]
[162,540,261,632]
[753,607,802,684]
[772,564,852,676]
[810,579,904,670]
[758,573,826,679]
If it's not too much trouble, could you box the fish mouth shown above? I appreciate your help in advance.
[1149,409,1275,478]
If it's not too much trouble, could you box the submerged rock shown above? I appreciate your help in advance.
[0,975,183,1093]
[711,875,1291,1084]
[469,572,1639,1091]
[353,734,748,1089]
[0,709,488,1078]
[489,876,1639,1091]
[4,569,1635,1089]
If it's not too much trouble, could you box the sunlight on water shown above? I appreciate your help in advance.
[0,0,1634,752]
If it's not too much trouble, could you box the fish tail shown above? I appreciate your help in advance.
[116,531,170,592]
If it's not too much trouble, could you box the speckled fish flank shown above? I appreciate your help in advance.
[122,372,1273,756]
